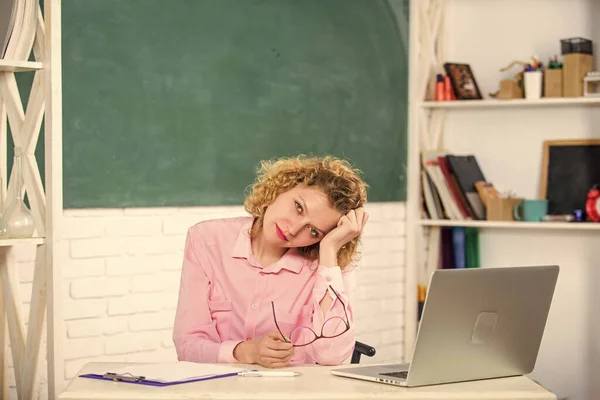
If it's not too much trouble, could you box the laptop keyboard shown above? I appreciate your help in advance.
[379,371,408,379]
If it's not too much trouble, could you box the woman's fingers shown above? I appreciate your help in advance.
[263,360,292,369]
[355,209,366,229]
[262,344,294,359]
[262,351,295,364]
[265,339,292,351]
[264,331,292,346]
[362,211,369,228]
[260,350,294,365]
[346,209,358,226]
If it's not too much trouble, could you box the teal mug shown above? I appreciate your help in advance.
[513,199,548,222]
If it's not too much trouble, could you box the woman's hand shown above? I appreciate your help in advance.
[320,208,369,253]
[233,331,294,368]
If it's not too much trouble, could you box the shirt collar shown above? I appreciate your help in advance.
[231,218,305,274]
[231,218,253,260]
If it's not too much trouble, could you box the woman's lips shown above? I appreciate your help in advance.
[275,224,288,241]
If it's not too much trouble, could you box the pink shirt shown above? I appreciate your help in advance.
[173,216,356,365]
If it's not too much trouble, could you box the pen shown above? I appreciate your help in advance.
[238,370,302,377]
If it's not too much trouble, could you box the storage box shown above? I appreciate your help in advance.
[486,197,523,221]
[544,69,562,97]
[562,53,594,97]
[561,37,593,55]
[584,72,600,97]
[498,79,523,99]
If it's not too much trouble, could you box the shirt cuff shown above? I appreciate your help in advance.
[218,340,243,363]
[317,265,345,301]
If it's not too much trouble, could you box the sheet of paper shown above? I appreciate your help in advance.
[104,362,244,383]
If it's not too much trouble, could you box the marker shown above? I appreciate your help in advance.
[238,370,302,377]
[542,214,574,222]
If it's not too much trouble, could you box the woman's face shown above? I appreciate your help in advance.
[261,185,342,249]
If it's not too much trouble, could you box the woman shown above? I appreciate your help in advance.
[173,155,368,368]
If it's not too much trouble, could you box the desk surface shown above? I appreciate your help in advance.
[59,362,556,400]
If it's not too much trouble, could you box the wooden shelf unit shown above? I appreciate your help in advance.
[418,219,600,231]
[0,60,44,72]
[403,0,600,370]
[420,97,600,109]
[0,0,63,399]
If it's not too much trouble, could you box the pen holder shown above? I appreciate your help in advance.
[524,71,542,100]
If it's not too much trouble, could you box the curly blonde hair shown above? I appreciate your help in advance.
[244,155,368,269]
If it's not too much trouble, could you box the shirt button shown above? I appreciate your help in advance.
[251,304,257,310]
[246,337,252,341]
[325,276,332,282]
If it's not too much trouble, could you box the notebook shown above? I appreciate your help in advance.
[80,361,245,386]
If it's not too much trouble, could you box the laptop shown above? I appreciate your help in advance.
[331,265,559,387]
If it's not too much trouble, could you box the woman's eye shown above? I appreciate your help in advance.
[295,201,303,213]
[309,227,319,237]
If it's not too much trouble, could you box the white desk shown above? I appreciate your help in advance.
[59,362,557,400]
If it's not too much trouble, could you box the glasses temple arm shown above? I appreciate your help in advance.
[271,302,291,343]
[328,285,350,327]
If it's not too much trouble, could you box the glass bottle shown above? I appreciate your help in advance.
[5,150,35,238]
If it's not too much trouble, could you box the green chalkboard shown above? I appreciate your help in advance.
[61,0,409,208]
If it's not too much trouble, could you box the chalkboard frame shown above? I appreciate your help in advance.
[539,139,600,215]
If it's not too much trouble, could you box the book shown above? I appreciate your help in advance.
[451,227,466,269]
[422,151,465,220]
[446,155,487,220]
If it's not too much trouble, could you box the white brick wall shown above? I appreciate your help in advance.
[6,202,406,399]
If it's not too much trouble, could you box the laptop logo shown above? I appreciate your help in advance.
[471,311,498,344]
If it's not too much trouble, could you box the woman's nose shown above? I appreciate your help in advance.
[287,218,304,237]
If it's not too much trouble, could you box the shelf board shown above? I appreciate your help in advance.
[0,60,44,72]
[420,97,600,109]
[419,219,600,231]
[0,237,46,246]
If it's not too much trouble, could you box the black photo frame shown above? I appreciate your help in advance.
[443,63,483,100]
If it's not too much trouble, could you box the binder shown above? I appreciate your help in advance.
[79,362,245,387]
[451,227,466,269]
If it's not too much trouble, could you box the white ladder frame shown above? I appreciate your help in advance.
[404,0,447,360]
[0,0,63,399]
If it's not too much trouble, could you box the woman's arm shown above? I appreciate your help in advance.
[308,258,357,366]
[173,229,242,363]
[306,209,366,365]
[317,246,338,312]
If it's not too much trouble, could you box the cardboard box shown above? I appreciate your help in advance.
[544,69,562,97]
[563,53,593,97]
[486,197,523,221]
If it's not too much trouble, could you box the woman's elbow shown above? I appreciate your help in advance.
[173,332,187,361]
[312,332,356,366]
[173,330,198,362]
[315,348,355,366]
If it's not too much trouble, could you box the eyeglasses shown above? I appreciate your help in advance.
[271,285,350,347]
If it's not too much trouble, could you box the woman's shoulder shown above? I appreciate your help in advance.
[187,215,252,245]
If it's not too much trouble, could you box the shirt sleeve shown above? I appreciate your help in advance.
[307,264,357,365]
[172,229,242,363]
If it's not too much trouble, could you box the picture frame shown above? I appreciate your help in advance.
[443,63,483,100]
